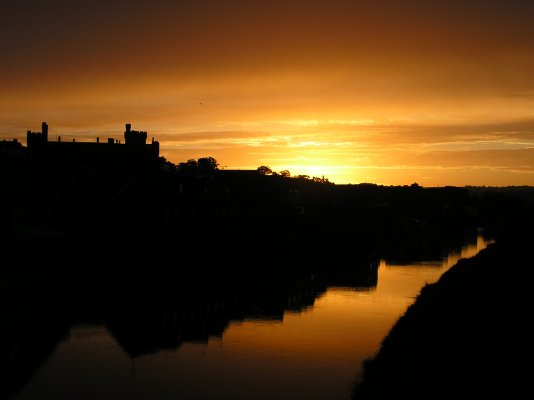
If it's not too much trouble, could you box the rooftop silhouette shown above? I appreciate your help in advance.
[25,122,159,173]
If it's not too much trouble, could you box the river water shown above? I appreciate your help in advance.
[7,233,492,400]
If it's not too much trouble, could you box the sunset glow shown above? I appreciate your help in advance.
[2,0,534,186]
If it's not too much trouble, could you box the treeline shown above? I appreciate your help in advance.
[2,144,532,265]
[159,155,333,184]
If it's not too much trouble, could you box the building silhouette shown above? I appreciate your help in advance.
[26,122,159,172]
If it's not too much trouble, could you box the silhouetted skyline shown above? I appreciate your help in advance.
[1,119,532,399]
[2,1,534,186]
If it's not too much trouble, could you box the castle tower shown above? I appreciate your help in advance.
[42,122,48,142]
[27,122,49,147]
[124,123,147,147]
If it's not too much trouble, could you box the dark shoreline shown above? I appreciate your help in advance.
[353,229,531,399]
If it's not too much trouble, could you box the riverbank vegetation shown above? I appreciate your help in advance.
[352,199,533,399]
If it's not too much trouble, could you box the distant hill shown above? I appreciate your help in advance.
[466,185,534,204]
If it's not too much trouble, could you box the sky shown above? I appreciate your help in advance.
[1,0,534,186]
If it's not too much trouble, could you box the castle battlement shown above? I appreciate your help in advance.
[26,122,160,171]
[26,122,49,147]
[124,123,148,146]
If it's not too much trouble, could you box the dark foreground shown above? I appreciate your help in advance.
[353,228,531,399]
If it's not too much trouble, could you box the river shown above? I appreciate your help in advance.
[5,232,492,400]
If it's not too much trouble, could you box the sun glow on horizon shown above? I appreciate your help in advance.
[2,1,534,187]
[9,115,534,187]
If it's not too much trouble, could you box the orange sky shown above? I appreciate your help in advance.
[1,0,534,186]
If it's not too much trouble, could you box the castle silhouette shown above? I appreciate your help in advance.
[26,122,159,170]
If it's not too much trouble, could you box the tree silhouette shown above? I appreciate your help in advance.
[158,156,178,173]
[177,159,199,178]
[197,157,219,178]
[257,165,273,175]
[175,157,219,178]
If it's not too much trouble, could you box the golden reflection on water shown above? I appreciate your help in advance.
[218,234,493,399]
[13,235,493,400]
[377,234,493,303]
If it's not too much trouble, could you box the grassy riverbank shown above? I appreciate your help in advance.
[353,226,531,399]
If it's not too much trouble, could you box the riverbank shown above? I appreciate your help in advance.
[353,228,531,399]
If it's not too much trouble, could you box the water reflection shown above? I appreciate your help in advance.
[0,300,71,400]
[1,232,491,400]
[1,258,377,399]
